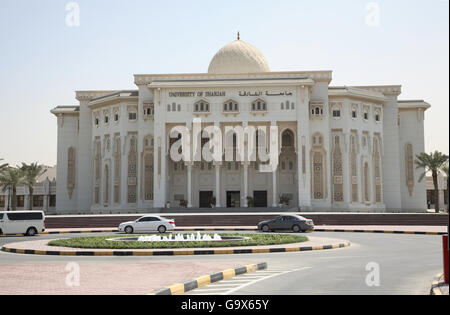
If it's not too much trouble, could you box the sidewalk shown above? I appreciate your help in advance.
[0,261,254,295]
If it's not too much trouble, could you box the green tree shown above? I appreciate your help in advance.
[20,163,47,210]
[0,158,8,174]
[415,151,449,212]
[0,167,25,210]
[442,162,449,212]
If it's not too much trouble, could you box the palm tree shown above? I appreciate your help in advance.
[0,158,8,174]
[415,151,449,212]
[0,167,25,210]
[442,162,449,212]
[20,163,46,210]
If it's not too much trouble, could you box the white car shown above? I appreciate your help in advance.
[0,211,45,236]
[118,216,175,234]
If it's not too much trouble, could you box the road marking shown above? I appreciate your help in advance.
[200,284,243,288]
[191,288,237,292]
[222,267,312,295]
[184,267,312,296]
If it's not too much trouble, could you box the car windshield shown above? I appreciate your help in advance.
[295,216,307,220]
[0,213,3,220]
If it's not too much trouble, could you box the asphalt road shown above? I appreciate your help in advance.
[0,231,444,295]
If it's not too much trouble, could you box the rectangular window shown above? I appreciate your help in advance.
[49,195,56,207]
[128,112,137,121]
[33,196,44,208]
[0,196,5,207]
[352,111,357,118]
[114,114,119,122]
[17,196,24,208]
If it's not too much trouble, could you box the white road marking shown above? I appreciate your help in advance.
[222,267,312,295]
[193,288,238,292]
[184,267,312,296]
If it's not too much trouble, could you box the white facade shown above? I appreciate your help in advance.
[0,166,57,212]
[51,39,431,213]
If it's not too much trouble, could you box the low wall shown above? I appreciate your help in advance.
[44,213,449,229]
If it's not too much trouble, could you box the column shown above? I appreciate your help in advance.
[76,94,94,212]
[215,163,221,207]
[243,163,249,207]
[5,193,9,210]
[271,121,278,208]
[153,88,168,208]
[24,187,30,210]
[297,86,312,208]
[43,195,49,212]
[272,169,278,207]
[187,163,193,208]
[382,90,402,210]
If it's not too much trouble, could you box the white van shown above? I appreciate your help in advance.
[0,211,45,236]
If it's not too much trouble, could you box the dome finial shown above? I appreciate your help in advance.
[237,31,240,40]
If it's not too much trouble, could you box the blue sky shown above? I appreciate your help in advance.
[0,0,448,166]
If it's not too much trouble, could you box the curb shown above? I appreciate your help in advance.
[314,229,447,236]
[0,241,351,257]
[150,262,268,295]
[430,274,447,295]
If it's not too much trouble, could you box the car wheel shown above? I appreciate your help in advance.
[261,225,270,233]
[124,226,134,234]
[26,227,37,237]
[292,225,301,233]
[158,225,167,234]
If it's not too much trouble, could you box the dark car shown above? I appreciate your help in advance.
[257,215,314,233]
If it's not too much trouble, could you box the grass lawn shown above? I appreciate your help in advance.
[48,233,308,249]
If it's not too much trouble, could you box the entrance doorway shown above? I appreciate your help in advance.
[226,191,241,208]
[253,191,268,207]
[199,191,213,208]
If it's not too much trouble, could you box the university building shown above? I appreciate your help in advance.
[51,37,430,213]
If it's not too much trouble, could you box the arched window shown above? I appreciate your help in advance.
[331,103,342,118]
[251,99,267,112]
[223,99,239,112]
[194,99,210,113]
[281,130,294,147]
